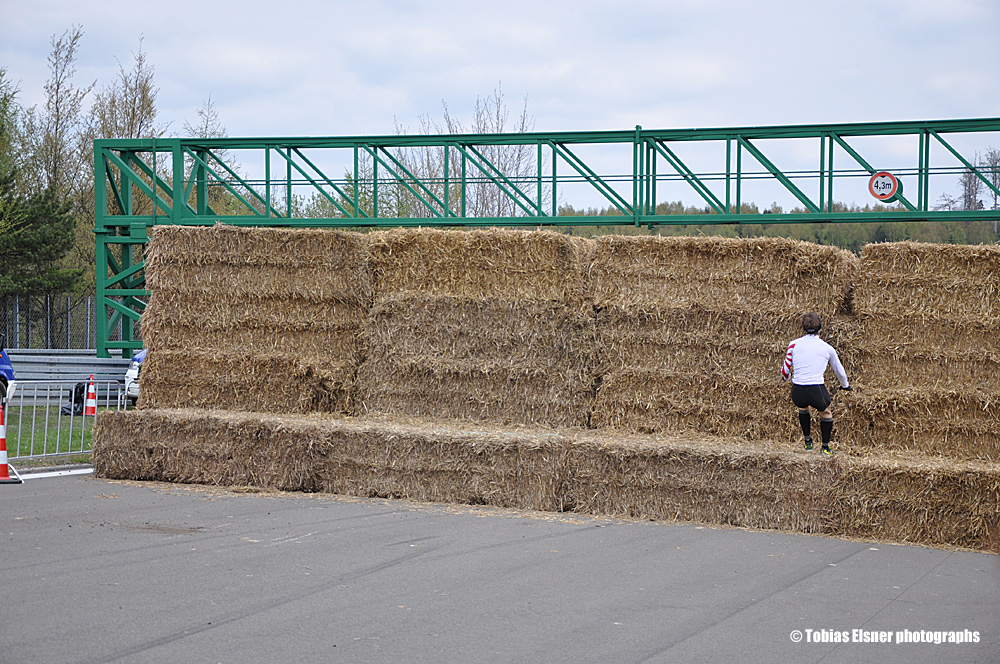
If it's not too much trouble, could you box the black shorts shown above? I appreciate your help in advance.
[791,384,832,411]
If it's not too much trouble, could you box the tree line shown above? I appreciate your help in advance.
[0,27,207,299]
[558,199,999,254]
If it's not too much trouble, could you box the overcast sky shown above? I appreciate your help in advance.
[2,0,998,210]
[3,0,998,137]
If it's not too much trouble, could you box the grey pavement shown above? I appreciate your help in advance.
[1,470,997,664]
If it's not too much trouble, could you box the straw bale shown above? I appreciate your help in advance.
[92,408,569,512]
[357,293,596,428]
[828,454,1000,549]
[590,369,802,441]
[563,433,836,532]
[141,294,367,358]
[358,364,592,428]
[147,262,370,304]
[368,227,587,303]
[147,224,371,270]
[145,225,370,305]
[139,350,355,415]
[142,322,363,359]
[595,303,859,375]
[91,408,1000,550]
[837,389,1000,461]
[147,294,368,329]
[587,235,858,312]
[854,242,1000,321]
[585,235,858,439]
[853,314,996,355]
[364,293,595,366]
[850,348,1000,392]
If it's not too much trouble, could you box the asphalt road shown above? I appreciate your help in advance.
[1,470,997,664]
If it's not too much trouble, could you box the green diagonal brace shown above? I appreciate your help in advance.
[459,144,542,217]
[652,140,726,214]
[551,143,632,216]
[367,147,449,217]
[125,152,199,216]
[104,162,126,214]
[184,148,273,217]
[737,137,820,213]
[272,148,356,218]
[104,151,173,216]
[830,134,917,211]
[929,130,1000,203]
[292,148,371,218]
[104,296,143,335]
[106,259,144,289]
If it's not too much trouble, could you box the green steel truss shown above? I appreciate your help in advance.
[95,117,1000,356]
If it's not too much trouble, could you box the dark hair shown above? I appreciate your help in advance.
[802,312,822,334]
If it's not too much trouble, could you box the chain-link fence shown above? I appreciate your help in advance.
[0,295,140,350]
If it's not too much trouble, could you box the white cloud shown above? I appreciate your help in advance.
[1,0,997,159]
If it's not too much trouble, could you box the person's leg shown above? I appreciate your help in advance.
[798,409,812,448]
[819,404,834,454]
[790,385,813,448]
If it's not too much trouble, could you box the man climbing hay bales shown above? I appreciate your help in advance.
[781,313,852,456]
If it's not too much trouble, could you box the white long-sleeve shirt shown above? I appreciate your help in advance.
[781,334,849,387]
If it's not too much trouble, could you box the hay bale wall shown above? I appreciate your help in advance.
[135,227,1000,454]
[106,226,1000,549]
[93,409,1000,550]
[94,409,569,512]
[357,228,596,427]
[842,242,1000,461]
[139,225,370,414]
[587,235,859,441]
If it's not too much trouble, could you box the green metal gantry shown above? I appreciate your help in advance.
[94,117,1000,357]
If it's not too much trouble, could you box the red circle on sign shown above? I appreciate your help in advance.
[869,172,898,200]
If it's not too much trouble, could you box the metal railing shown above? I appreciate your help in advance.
[3,379,129,461]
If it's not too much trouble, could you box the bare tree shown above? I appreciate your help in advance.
[87,40,166,141]
[983,147,1000,211]
[69,40,167,292]
[40,26,93,197]
[959,153,984,212]
[181,96,260,215]
[439,85,541,218]
[933,192,959,211]
[302,85,546,221]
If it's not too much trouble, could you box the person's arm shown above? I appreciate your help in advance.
[828,347,849,388]
[781,343,794,381]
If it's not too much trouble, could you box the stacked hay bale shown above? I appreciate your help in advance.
[91,226,1000,551]
[827,454,1000,550]
[564,433,836,533]
[139,224,370,414]
[94,408,570,512]
[357,228,595,428]
[92,405,1000,550]
[587,235,859,441]
[843,242,1000,461]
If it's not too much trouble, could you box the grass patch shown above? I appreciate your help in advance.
[4,403,124,461]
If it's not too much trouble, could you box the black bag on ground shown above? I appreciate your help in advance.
[59,383,86,416]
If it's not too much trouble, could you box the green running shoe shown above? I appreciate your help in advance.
[804,436,813,451]
[820,446,835,457]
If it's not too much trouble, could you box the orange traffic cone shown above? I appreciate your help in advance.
[84,375,97,416]
[0,404,23,484]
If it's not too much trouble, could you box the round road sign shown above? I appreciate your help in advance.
[869,172,898,201]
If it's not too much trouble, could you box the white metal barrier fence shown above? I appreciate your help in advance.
[3,380,129,461]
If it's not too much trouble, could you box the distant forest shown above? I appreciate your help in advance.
[557,201,999,254]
